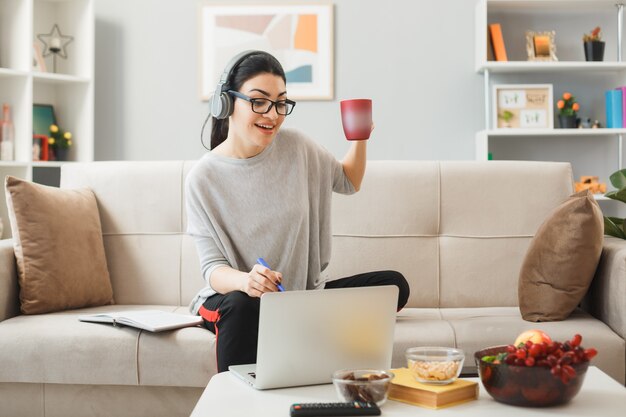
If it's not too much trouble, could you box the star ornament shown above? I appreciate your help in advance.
[37,24,73,59]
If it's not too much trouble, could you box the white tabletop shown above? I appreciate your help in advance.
[190,367,626,417]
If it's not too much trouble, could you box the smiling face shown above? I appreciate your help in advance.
[225,73,288,158]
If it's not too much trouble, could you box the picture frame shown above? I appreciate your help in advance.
[32,104,56,136]
[199,3,334,101]
[492,84,554,129]
[525,30,558,61]
[32,43,47,72]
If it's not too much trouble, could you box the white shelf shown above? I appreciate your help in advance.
[480,128,626,137]
[0,68,29,78]
[32,72,90,85]
[0,162,30,168]
[475,0,626,189]
[0,0,93,239]
[477,62,626,74]
[31,161,73,168]
[486,0,623,13]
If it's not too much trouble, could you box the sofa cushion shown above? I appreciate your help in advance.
[0,306,139,385]
[4,176,113,314]
[392,309,456,368]
[440,307,625,384]
[138,307,216,387]
[518,190,603,322]
[0,305,214,386]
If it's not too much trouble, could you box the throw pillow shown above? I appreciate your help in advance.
[518,190,603,322]
[5,176,114,314]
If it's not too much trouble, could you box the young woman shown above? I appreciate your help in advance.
[186,51,409,372]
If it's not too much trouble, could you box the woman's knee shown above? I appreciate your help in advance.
[388,270,410,310]
[219,291,261,319]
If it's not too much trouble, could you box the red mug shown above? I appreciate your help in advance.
[340,99,372,140]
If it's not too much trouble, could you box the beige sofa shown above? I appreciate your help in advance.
[0,160,625,417]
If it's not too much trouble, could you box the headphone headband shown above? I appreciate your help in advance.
[210,50,269,119]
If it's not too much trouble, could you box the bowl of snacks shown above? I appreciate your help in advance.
[475,331,598,407]
[332,369,394,406]
[405,347,465,385]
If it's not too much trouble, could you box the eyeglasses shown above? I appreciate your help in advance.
[228,90,296,116]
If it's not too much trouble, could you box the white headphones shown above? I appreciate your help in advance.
[209,50,268,119]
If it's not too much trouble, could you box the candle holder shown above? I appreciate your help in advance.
[37,24,73,73]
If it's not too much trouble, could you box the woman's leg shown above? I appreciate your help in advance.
[324,270,410,311]
[199,291,261,372]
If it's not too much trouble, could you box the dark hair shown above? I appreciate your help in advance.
[210,52,286,150]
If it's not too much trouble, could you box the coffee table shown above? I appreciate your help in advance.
[190,366,626,416]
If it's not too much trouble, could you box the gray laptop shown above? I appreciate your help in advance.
[229,285,398,390]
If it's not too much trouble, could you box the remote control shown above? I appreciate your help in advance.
[289,401,381,416]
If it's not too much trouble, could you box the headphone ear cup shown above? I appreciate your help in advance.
[210,92,234,120]
[219,93,234,119]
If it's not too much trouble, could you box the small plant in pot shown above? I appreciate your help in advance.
[583,26,605,61]
[47,123,73,161]
[556,92,579,128]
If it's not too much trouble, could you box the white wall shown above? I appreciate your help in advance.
[94,0,484,161]
[92,0,626,218]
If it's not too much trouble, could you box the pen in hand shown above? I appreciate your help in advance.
[256,257,285,292]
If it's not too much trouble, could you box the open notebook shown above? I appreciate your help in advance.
[78,310,203,332]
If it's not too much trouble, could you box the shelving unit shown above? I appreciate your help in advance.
[475,0,626,202]
[0,0,94,238]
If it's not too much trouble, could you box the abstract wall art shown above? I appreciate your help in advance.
[200,3,334,101]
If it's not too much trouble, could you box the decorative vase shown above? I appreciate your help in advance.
[584,41,605,61]
[558,115,578,129]
[55,147,68,161]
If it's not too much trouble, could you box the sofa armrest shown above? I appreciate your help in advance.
[0,239,19,322]
[584,237,626,340]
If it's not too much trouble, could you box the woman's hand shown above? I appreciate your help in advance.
[241,264,283,298]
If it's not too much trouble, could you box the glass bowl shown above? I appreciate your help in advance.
[405,347,465,385]
[475,345,589,407]
[331,369,394,406]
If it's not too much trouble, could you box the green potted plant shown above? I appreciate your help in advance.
[556,92,580,128]
[583,26,605,61]
[604,169,626,239]
[47,123,73,161]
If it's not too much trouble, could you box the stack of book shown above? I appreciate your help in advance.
[388,368,478,409]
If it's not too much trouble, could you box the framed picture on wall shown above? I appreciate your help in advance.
[199,3,334,101]
[492,84,554,129]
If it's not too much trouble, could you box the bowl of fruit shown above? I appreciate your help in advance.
[475,330,597,407]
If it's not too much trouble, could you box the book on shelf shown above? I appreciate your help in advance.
[78,310,204,332]
[606,89,623,128]
[486,28,495,61]
[388,368,478,410]
[488,23,508,62]
[616,86,626,127]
